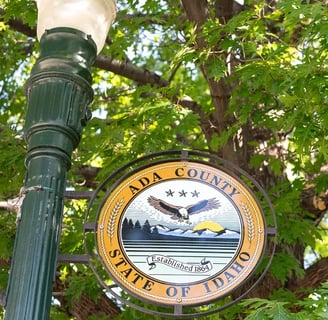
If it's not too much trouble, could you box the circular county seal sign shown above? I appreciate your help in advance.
[96,158,269,308]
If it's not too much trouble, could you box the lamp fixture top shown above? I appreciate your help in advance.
[36,0,117,53]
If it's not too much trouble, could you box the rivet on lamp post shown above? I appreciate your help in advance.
[5,1,116,319]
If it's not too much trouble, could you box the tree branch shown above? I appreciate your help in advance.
[94,55,211,132]
[2,11,209,125]
[53,269,121,319]
[94,55,169,87]
[180,0,209,49]
[117,12,170,25]
[0,291,5,308]
[0,258,11,307]
[0,9,35,37]
[215,0,243,23]
[180,1,240,162]
[0,197,22,213]
[288,257,328,298]
[301,185,328,224]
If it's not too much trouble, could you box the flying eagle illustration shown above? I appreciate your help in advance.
[147,196,220,224]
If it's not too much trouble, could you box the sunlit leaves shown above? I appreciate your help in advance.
[270,252,305,285]
[240,282,328,320]
[0,127,25,198]
[61,200,88,255]
[296,282,328,319]
[1,0,37,28]
[64,267,101,303]
[226,0,328,189]
[0,212,15,262]
[241,299,293,320]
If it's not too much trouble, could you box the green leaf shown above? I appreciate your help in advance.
[270,252,305,284]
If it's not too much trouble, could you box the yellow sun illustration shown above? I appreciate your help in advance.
[193,221,224,233]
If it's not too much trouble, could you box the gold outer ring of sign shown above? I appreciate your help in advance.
[96,161,266,307]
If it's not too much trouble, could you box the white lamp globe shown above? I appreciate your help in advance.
[36,0,116,53]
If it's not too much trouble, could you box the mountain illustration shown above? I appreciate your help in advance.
[121,218,240,241]
[152,224,240,239]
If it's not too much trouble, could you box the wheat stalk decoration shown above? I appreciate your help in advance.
[107,198,124,241]
[241,202,255,245]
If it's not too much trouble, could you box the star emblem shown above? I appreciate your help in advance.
[179,190,188,197]
[191,190,200,197]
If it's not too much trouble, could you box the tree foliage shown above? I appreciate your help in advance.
[0,0,328,319]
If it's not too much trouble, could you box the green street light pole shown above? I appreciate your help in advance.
[5,1,116,319]
[5,28,96,320]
